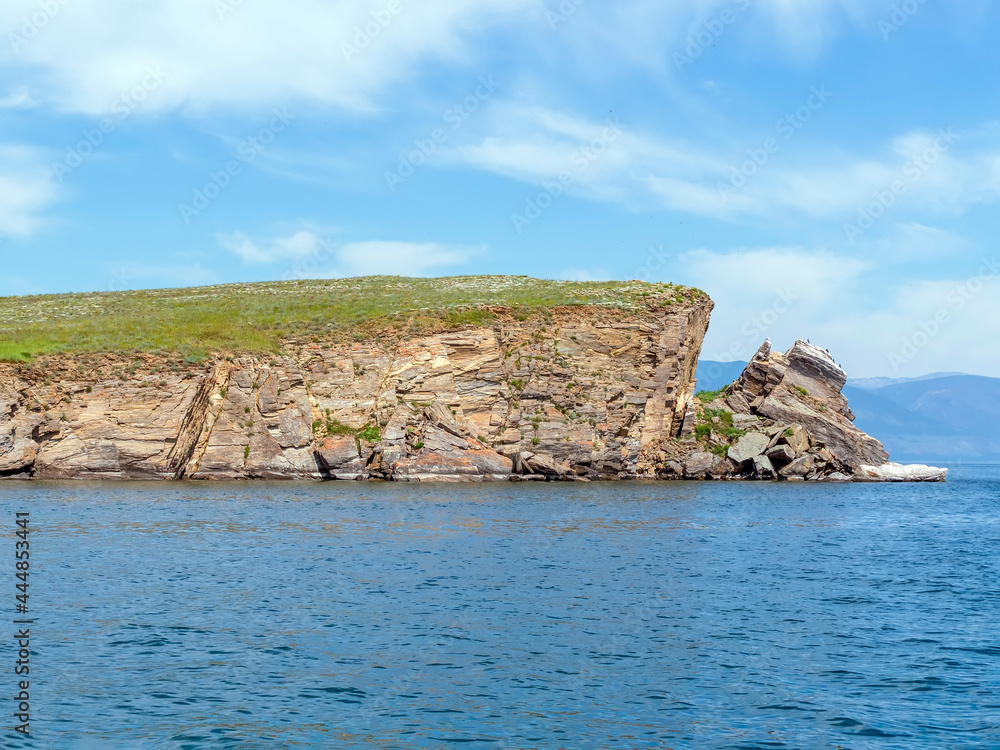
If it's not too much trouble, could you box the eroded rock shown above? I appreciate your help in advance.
[728,432,770,465]
[315,435,366,480]
[855,463,948,482]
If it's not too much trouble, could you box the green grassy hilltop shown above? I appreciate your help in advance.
[0,276,704,362]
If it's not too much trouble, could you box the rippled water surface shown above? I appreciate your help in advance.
[1,467,998,749]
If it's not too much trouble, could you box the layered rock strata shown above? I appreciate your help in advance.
[0,300,712,481]
[641,340,947,482]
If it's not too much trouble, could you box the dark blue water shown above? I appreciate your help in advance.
[1,467,998,749]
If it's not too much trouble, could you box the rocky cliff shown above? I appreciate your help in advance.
[641,340,947,482]
[0,278,947,483]
[0,297,712,482]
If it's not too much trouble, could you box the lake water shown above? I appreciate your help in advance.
[1,467,998,749]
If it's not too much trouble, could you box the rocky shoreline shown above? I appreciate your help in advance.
[0,295,946,483]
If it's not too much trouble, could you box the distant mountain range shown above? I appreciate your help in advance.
[695,361,1000,463]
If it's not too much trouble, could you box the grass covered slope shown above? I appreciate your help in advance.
[0,276,706,362]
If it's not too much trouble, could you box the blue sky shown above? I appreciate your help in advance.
[1,0,998,378]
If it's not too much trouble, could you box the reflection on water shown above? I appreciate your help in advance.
[0,467,998,748]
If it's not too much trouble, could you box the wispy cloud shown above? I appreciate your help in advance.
[217,229,325,264]
[216,227,478,278]
[0,144,60,237]
[0,0,908,118]
[450,105,1000,227]
[0,0,538,116]
[664,244,1000,377]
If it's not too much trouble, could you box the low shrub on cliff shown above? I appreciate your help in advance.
[696,388,728,403]
[357,425,381,443]
[696,407,746,442]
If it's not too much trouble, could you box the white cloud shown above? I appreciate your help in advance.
[451,105,722,209]
[670,246,869,362]
[0,0,538,116]
[842,260,1000,377]
[0,144,60,237]
[450,106,1000,227]
[542,0,889,76]
[0,0,906,118]
[663,244,1000,378]
[217,229,326,264]
[217,228,477,278]
[869,222,974,261]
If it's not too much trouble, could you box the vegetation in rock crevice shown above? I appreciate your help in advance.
[694,406,747,450]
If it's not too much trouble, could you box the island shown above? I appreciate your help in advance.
[0,276,945,482]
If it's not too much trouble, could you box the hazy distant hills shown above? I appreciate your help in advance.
[847,373,965,390]
[695,362,1000,463]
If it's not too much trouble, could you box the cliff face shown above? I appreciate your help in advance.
[0,300,712,481]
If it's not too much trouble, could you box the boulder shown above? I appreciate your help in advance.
[781,424,810,455]
[728,432,771,465]
[423,403,467,439]
[0,419,37,475]
[823,472,853,482]
[661,460,685,478]
[855,463,948,482]
[765,444,795,468]
[779,454,815,478]
[757,392,887,468]
[684,451,715,478]
[393,449,512,482]
[367,445,404,478]
[752,454,775,478]
[315,435,367,480]
[732,413,760,430]
[710,456,735,478]
[765,424,788,438]
[813,447,835,463]
[726,392,753,415]
[520,451,571,478]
